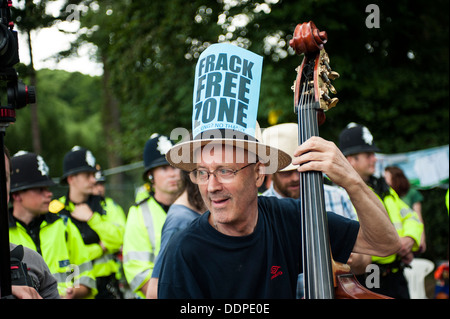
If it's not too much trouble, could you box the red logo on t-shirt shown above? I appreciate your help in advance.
[270,266,283,280]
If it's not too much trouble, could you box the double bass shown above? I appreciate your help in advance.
[289,21,391,299]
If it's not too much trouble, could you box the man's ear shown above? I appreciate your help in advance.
[255,163,266,187]
[12,192,21,202]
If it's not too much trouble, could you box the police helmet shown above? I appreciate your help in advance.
[95,164,106,183]
[142,133,174,181]
[10,151,56,193]
[60,146,97,184]
[338,122,380,156]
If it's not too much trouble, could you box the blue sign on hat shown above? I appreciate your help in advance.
[192,43,263,139]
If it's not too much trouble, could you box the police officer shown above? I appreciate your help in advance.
[339,123,424,299]
[51,146,125,299]
[123,133,182,298]
[92,166,127,297]
[9,151,96,298]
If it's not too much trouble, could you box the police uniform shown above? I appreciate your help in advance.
[339,123,424,299]
[94,168,127,296]
[122,134,174,298]
[51,146,125,299]
[9,152,97,298]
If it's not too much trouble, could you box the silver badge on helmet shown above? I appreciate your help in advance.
[362,126,374,145]
[157,135,172,155]
[85,150,96,167]
[37,155,50,176]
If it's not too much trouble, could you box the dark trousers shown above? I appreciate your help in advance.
[357,270,410,299]
[95,274,123,299]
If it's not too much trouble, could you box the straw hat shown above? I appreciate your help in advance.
[261,123,299,172]
[166,123,291,174]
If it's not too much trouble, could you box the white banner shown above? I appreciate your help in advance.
[375,145,449,189]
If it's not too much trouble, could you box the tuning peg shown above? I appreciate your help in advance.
[321,93,339,109]
[328,71,340,80]
[327,83,337,94]
[320,72,337,94]
[328,97,339,108]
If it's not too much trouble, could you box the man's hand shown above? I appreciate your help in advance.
[398,237,415,264]
[63,285,91,299]
[12,285,43,299]
[292,136,361,189]
[71,203,94,222]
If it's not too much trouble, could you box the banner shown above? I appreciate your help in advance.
[375,145,449,189]
[192,43,263,138]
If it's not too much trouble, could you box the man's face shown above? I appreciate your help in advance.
[92,183,105,197]
[272,169,300,199]
[346,152,377,181]
[195,144,263,228]
[151,165,182,196]
[69,171,96,196]
[13,187,53,215]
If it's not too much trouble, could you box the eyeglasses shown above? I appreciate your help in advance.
[189,162,257,185]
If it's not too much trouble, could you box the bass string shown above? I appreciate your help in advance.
[298,75,334,298]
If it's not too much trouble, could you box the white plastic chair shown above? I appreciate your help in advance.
[404,258,434,299]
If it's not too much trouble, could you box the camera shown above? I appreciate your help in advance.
[1,0,36,123]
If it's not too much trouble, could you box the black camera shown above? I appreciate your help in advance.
[1,0,36,123]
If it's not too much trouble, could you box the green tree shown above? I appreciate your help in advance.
[6,69,105,178]
[11,0,62,154]
[67,0,448,157]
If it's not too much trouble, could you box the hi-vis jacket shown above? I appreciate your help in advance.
[370,183,424,265]
[123,196,167,298]
[9,209,97,298]
[53,195,125,280]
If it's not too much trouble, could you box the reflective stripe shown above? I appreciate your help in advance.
[79,275,97,289]
[79,260,93,273]
[129,269,151,292]
[92,253,116,265]
[53,272,68,283]
[52,260,93,283]
[123,251,155,263]
[140,201,156,252]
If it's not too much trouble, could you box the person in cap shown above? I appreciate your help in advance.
[157,43,400,299]
[3,147,58,299]
[123,133,182,298]
[92,166,127,297]
[8,151,96,298]
[339,122,423,299]
[50,146,124,299]
[261,123,370,298]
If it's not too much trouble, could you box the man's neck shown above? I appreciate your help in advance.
[13,206,37,225]
[153,191,177,208]
[68,189,89,204]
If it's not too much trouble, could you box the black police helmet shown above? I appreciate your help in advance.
[60,146,97,184]
[95,166,106,183]
[10,151,56,193]
[142,134,174,181]
[339,122,380,156]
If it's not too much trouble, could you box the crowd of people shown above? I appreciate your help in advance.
[2,117,441,300]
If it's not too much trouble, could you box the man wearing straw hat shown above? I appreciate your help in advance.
[158,43,400,299]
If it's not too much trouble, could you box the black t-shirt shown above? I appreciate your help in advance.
[158,196,359,299]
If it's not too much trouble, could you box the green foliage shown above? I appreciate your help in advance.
[71,0,448,156]
[5,69,105,178]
